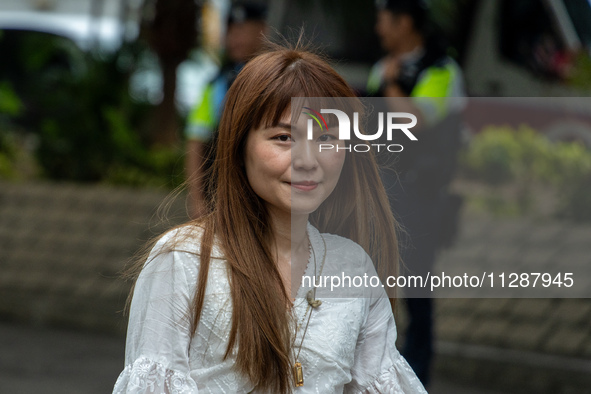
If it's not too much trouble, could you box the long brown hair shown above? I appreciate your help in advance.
[127,43,398,393]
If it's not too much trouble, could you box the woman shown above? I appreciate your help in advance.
[113,45,427,393]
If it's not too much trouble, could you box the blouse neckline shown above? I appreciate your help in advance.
[293,223,325,302]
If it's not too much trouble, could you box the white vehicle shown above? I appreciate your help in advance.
[0,11,128,52]
[463,0,591,97]
[459,0,591,146]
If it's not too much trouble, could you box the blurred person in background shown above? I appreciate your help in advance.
[185,2,267,218]
[368,0,466,387]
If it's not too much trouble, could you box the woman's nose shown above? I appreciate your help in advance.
[292,141,318,171]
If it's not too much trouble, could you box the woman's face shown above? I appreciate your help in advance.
[244,109,346,218]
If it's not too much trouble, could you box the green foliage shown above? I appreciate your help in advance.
[461,127,517,185]
[461,126,546,185]
[105,146,185,188]
[459,126,591,221]
[551,140,591,181]
[0,82,23,116]
[0,129,15,178]
[461,125,559,184]
[0,81,32,179]
[551,143,591,221]
[31,45,137,180]
[0,128,39,180]
[0,29,183,188]
[0,137,15,179]
[567,51,591,91]
[0,83,24,179]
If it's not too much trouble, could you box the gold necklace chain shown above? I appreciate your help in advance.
[292,233,326,387]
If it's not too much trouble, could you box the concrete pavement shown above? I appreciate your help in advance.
[0,322,505,394]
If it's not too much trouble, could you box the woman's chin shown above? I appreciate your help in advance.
[289,204,322,217]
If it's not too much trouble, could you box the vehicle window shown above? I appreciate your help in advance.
[499,0,568,80]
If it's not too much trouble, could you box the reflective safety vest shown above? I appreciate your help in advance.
[367,52,465,125]
[368,48,466,194]
[185,74,228,142]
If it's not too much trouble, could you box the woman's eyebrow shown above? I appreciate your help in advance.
[276,122,292,130]
[326,118,339,128]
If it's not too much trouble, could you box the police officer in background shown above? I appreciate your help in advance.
[368,0,466,386]
[185,2,267,218]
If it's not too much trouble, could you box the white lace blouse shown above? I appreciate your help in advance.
[113,224,427,393]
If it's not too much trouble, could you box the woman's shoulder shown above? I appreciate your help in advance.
[140,223,226,280]
[138,224,230,293]
[152,223,225,259]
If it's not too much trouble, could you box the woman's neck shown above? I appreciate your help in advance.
[268,209,309,300]
[269,210,308,260]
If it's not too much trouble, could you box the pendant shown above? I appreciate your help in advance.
[293,362,304,387]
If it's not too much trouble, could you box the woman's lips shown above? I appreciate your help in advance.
[289,181,318,191]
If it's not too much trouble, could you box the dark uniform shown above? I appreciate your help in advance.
[368,31,466,386]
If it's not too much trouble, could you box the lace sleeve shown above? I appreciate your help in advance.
[345,278,427,393]
[113,234,201,394]
[113,356,198,394]
[359,355,427,394]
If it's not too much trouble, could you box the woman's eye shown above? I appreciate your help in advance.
[274,134,292,142]
[318,134,336,142]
